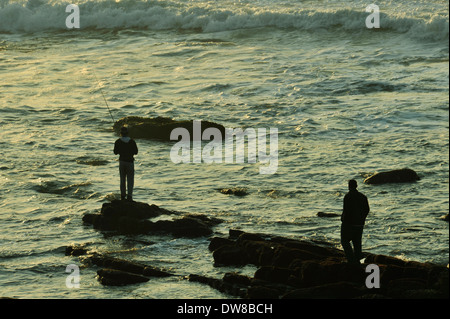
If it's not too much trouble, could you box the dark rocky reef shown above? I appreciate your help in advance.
[76,200,221,286]
[190,230,449,299]
[364,168,420,185]
[66,227,448,297]
[82,200,221,237]
[66,247,173,286]
[91,255,173,286]
[210,230,344,267]
[219,187,248,196]
[317,212,340,218]
[113,116,226,141]
[75,200,447,298]
[96,268,150,286]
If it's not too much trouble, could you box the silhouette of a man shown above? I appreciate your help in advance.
[341,179,370,264]
[114,126,138,201]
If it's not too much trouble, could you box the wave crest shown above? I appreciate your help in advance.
[0,0,448,41]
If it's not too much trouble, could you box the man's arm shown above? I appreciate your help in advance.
[132,140,138,155]
[363,196,370,218]
[341,194,348,222]
[114,140,119,155]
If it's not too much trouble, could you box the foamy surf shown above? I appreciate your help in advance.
[0,0,447,42]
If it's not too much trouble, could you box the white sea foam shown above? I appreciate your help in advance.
[0,0,447,41]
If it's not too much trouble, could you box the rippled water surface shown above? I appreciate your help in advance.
[0,0,448,298]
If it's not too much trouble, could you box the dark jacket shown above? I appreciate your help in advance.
[341,189,370,226]
[114,137,138,163]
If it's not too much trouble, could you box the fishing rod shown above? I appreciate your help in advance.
[92,70,116,124]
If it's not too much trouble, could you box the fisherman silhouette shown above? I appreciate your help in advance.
[114,126,138,201]
[340,179,370,264]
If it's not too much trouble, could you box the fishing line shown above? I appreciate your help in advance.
[92,70,116,124]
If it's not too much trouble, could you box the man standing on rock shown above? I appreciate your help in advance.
[341,179,370,264]
[114,126,138,201]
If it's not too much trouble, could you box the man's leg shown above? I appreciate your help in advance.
[341,224,355,263]
[126,162,135,201]
[119,161,127,200]
[352,226,364,262]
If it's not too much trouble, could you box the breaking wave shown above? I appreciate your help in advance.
[0,0,448,41]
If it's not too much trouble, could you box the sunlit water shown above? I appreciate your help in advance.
[0,0,448,298]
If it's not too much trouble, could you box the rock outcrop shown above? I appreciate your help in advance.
[66,247,174,286]
[364,168,420,185]
[82,200,221,237]
[66,227,448,297]
[317,212,340,218]
[96,268,150,286]
[75,200,447,298]
[220,187,248,196]
[113,116,226,141]
[193,230,449,299]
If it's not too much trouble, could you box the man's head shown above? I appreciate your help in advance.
[120,126,129,137]
[348,179,357,190]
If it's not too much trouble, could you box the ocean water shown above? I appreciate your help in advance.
[0,0,448,299]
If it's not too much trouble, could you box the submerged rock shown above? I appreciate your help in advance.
[220,187,249,196]
[66,246,175,286]
[76,158,109,166]
[83,200,221,237]
[89,255,173,276]
[364,168,420,185]
[97,268,150,286]
[65,243,90,257]
[113,116,226,141]
[317,212,340,218]
[81,254,173,286]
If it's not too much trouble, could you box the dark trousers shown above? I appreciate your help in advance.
[119,160,135,200]
[341,223,364,264]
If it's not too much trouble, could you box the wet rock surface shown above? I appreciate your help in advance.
[196,230,449,299]
[82,200,221,237]
[73,200,448,298]
[66,227,448,297]
[219,187,249,196]
[317,212,340,218]
[364,168,420,185]
[113,116,226,141]
[66,247,174,286]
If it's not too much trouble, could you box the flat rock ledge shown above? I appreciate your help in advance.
[188,230,449,299]
[66,247,174,286]
[82,200,221,237]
